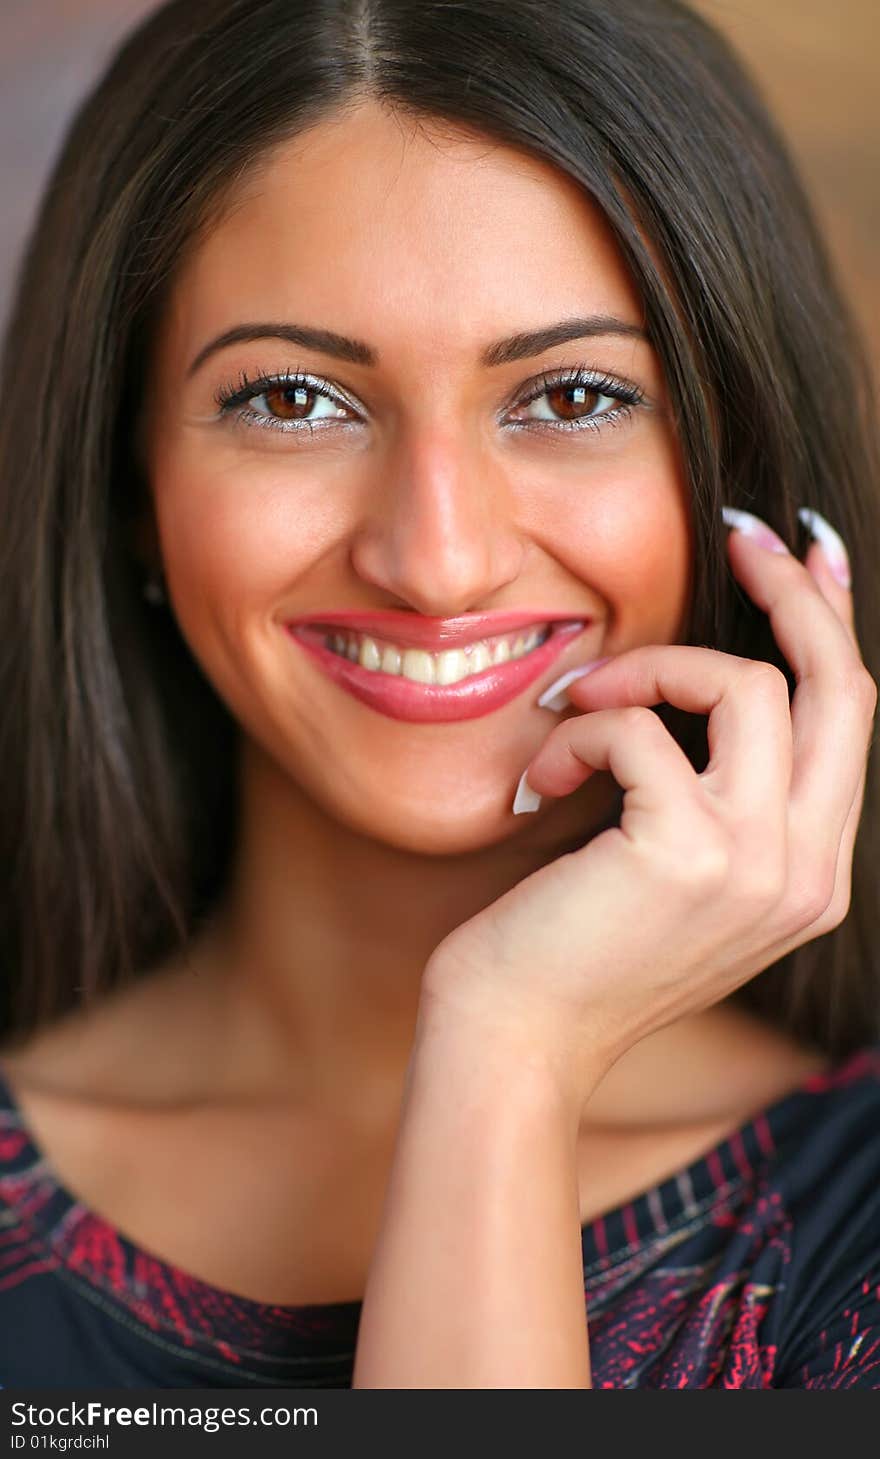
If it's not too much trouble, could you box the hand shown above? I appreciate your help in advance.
[423,513,878,1104]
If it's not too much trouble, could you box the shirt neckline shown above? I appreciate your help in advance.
[1,1044,877,1361]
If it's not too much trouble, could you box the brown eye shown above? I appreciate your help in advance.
[510,371,639,435]
[242,377,355,429]
[542,383,602,423]
[217,370,361,434]
[262,383,319,421]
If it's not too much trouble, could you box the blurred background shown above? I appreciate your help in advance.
[1,0,877,374]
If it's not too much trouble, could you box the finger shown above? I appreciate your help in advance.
[722,529,873,848]
[760,754,867,957]
[802,536,859,647]
[792,536,875,921]
[803,532,872,879]
[828,757,868,920]
[524,704,707,841]
[557,644,792,820]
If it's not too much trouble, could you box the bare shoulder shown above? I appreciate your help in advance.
[0,969,189,1219]
[0,969,391,1307]
[0,954,208,1107]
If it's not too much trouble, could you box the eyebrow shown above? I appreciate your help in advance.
[186,314,649,378]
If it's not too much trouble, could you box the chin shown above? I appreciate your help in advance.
[325,792,529,858]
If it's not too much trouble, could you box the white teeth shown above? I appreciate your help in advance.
[324,623,554,683]
[468,643,491,674]
[511,629,541,659]
[435,649,469,684]
[401,648,436,684]
[359,636,382,671]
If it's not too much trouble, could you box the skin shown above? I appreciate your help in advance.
[136,99,752,1105]
[0,101,856,1330]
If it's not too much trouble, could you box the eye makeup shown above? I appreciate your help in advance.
[211,361,647,439]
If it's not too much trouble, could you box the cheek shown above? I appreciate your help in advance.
[150,448,334,614]
[541,439,692,642]
[147,445,344,728]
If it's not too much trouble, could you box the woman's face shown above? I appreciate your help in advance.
[143,101,692,855]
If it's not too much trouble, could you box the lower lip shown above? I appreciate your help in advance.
[285,621,587,723]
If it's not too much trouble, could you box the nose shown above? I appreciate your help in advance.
[349,425,525,616]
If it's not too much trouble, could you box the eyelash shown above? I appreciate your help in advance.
[213,363,645,438]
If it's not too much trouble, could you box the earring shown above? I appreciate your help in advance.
[143,570,167,606]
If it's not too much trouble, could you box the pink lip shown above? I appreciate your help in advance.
[284,617,589,723]
[284,609,585,652]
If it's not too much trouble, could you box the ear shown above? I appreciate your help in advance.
[124,384,160,572]
[126,505,162,576]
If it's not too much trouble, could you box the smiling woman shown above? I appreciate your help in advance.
[0,0,879,1392]
[140,103,690,837]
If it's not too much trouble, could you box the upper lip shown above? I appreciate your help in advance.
[286,610,588,651]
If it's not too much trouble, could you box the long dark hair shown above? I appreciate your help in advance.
[2,0,878,1057]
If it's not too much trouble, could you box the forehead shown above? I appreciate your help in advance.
[159,101,644,364]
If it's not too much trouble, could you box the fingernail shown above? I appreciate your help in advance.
[721,506,790,555]
[797,507,851,589]
[512,768,542,814]
[537,658,612,712]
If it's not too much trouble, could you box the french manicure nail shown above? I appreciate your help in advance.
[537,658,612,712]
[512,768,542,814]
[797,507,851,589]
[721,506,790,555]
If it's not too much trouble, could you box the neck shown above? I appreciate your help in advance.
[195,732,619,1102]
[173,735,820,1127]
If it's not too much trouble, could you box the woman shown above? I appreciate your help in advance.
[0,0,878,1389]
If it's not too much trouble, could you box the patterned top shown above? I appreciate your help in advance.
[1,1045,879,1388]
